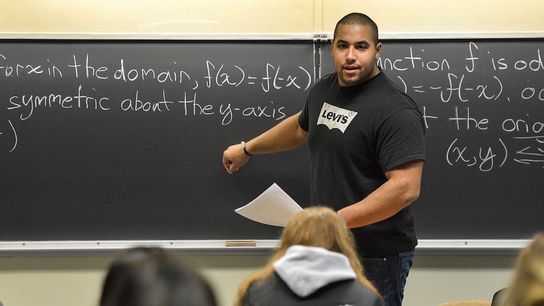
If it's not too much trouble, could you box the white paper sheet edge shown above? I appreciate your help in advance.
[235,183,303,227]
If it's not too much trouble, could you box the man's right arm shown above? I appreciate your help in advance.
[222,112,308,174]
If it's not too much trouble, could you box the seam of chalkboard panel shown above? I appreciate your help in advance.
[0,32,543,40]
[0,239,532,255]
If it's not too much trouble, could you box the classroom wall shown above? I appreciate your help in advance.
[0,251,519,306]
[0,1,542,306]
[2,0,543,37]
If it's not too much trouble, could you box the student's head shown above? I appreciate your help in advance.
[502,232,544,306]
[100,247,217,306]
[278,206,373,287]
[235,206,377,306]
[278,205,358,257]
[331,12,382,87]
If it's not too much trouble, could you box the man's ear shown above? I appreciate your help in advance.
[375,42,382,59]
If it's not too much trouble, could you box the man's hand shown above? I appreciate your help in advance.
[222,143,250,174]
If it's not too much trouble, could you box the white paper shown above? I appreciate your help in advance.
[235,183,303,227]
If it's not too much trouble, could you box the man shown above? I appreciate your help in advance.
[223,12,425,306]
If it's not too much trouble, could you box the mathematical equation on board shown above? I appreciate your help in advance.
[0,51,314,152]
[374,41,544,172]
[445,136,544,172]
[2,42,544,173]
[413,103,544,172]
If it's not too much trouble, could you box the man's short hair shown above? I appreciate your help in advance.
[333,12,379,44]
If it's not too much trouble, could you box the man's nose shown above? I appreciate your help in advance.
[346,46,356,60]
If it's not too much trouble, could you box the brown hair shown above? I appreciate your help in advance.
[234,206,378,306]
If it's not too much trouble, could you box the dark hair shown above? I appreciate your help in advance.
[333,12,379,43]
[100,247,217,306]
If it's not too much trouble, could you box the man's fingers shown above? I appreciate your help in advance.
[223,158,237,174]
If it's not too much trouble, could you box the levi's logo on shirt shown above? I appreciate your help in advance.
[316,102,357,133]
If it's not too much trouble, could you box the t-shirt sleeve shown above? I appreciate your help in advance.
[298,98,310,132]
[377,107,426,172]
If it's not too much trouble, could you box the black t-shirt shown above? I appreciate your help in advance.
[298,70,426,257]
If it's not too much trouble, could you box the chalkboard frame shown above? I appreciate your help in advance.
[1,36,543,253]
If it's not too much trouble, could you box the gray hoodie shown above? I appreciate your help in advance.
[274,245,357,297]
[243,245,384,306]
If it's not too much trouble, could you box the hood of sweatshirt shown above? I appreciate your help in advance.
[273,245,356,297]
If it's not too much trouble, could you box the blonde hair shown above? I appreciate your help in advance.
[235,206,378,306]
[502,232,544,306]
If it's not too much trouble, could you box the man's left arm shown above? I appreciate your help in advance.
[337,160,424,229]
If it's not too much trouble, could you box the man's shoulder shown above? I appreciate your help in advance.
[313,73,337,88]
[373,72,420,109]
